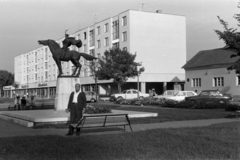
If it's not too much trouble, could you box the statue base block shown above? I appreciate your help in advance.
[55,77,80,111]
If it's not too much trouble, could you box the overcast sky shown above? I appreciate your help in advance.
[0,0,239,73]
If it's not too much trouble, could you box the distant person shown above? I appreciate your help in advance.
[27,95,35,110]
[152,88,157,97]
[149,89,153,98]
[21,96,27,110]
[14,96,21,110]
[65,83,87,136]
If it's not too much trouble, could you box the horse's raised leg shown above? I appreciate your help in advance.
[56,59,63,76]
[71,60,78,76]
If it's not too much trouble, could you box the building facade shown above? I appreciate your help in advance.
[6,9,186,98]
[183,48,240,97]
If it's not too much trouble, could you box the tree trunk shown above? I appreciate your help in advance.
[95,78,98,102]
[117,83,121,93]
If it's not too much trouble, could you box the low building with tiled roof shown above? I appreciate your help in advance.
[182,48,240,97]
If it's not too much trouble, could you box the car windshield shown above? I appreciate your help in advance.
[122,90,127,94]
[174,92,180,96]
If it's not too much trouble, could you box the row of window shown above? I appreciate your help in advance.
[191,77,225,87]
[79,17,127,46]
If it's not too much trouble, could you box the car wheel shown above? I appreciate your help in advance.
[90,98,96,103]
[139,96,144,100]
[117,96,123,101]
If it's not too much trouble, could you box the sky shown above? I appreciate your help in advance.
[0,0,239,73]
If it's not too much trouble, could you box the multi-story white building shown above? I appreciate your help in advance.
[7,9,186,98]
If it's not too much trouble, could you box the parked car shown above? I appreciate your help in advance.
[84,91,98,103]
[154,90,197,102]
[154,90,180,98]
[110,89,149,101]
[185,90,232,103]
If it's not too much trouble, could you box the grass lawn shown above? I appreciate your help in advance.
[114,106,236,124]
[0,122,239,160]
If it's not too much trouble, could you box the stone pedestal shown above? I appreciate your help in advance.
[55,77,80,111]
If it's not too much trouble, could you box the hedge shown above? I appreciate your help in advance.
[116,97,240,110]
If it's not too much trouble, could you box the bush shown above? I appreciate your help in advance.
[225,104,240,111]
[115,97,240,110]
[84,104,112,114]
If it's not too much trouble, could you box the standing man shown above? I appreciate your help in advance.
[66,83,87,136]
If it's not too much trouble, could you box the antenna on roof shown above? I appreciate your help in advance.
[93,12,100,24]
[138,0,147,11]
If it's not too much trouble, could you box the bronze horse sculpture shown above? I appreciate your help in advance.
[38,39,97,77]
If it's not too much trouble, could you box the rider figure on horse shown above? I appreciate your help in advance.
[61,30,82,59]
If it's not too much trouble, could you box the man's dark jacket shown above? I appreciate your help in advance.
[67,91,86,123]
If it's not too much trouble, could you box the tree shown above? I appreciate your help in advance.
[215,5,240,73]
[0,70,14,96]
[88,60,100,101]
[97,48,144,93]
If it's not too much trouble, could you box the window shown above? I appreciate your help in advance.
[89,30,94,47]
[97,40,101,48]
[112,20,119,40]
[84,69,88,77]
[236,76,240,86]
[104,23,109,32]
[122,16,127,26]
[35,65,37,72]
[45,71,48,80]
[35,73,37,81]
[104,37,109,46]
[26,55,29,65]
[112,42,119,49]
[84,32,87,40]
[123,47,127,51]
[90,49,95,57]
[45,62,48,70]
[84,44,87,52]
[192,78,201,87]
[35,52,37,63]
[97,26,101,35]
[213,77,224,87]
[122,32,127,41]
[45,48,48,60]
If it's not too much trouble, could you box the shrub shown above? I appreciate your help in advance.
[84,104,112,114]
[225,104,240,111]
[114,97,240,110]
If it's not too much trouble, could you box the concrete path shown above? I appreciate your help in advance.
[0,118,240,138]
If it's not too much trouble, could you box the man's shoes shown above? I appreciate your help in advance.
[65,133,73,136]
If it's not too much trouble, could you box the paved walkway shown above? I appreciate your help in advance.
[0,117,240,138]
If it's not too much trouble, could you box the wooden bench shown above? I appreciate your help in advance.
[70,113,133,136]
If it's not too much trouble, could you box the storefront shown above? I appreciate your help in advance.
[13,81,57,99]
[2,86,15,98]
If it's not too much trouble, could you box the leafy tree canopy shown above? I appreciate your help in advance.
[215,5,240,73]
[97,48,144,92]
[0,70,14,88]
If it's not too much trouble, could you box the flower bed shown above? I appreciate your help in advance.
[84,104,112,114]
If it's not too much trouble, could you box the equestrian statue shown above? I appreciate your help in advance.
[38,30,97,77]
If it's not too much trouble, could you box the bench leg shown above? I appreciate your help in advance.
[129,124,133,132]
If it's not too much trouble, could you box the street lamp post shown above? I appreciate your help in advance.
[137,66,140,99]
